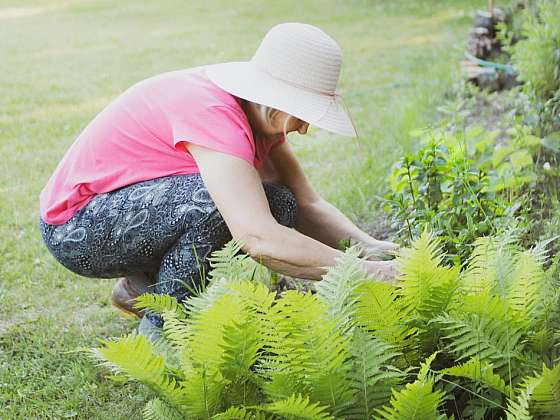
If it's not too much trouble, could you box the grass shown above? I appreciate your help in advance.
[0,0,483,417]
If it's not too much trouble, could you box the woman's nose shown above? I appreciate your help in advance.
[298,122,309,135]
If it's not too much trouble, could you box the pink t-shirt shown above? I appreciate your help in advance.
[40,66,285,225]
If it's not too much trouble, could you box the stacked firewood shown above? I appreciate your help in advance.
[461,3,520,91]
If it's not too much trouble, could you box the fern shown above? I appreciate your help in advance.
[259,394,334,419]
[375,379,447,420]
[529,364,560,417]
[134,293,187,319]
[93,334,187,411]
[505,364,560,420]
[506,375,541,420]
[143,398,184,420]
[507,252,546,324]
[397,231,460,320]
[463,235,519,296]
[437,312,526,387]
[376,353,446,420]
[212,406,269,419]
[436,357,511,395]
[355,281,414,350]
[180,366,225,418]
[506,364,560,419]
[342,328,403,419]
[219,320,263,407]
[315,246,367,334]
[207,239,270,284]
[261,291,353,414]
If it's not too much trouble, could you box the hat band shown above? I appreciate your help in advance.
[252,61,339,98]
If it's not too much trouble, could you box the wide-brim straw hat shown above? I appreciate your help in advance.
[206,22,357,137]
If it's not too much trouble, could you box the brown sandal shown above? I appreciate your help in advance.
[111,277,146,318]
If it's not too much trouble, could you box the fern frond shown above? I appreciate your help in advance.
[161,310,191,354]
[506,374,543,420]
[375,378,447,420]
[261,291,353,413]
[143,398,184,420]
[93,334,187,409]
[315,246,367,334]
[507,252,546,323]
[219,319,263,406]
[418,352,439,382]
[437,309,525,382]
[397,231,460,320]
[342,328,403,419]
[463,235,518,296]
[134,293,187,319]
[436,357,511,395]
[355,281,415,350]
[180,366,225,418]
[529,364,560,417]
[212,406,270,419]
[260,394,334,420]
[207,239,269,283]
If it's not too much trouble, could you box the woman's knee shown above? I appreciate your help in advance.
[262,183,298,228]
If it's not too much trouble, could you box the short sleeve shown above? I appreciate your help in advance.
[170,105,256,165]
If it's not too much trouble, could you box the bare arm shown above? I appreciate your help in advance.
[266,142,399,259]
[187,143,344,280]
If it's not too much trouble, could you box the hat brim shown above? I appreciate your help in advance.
[205,62,357,138]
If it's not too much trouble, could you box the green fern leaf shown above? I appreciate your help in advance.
[134,293,187,319]
[143,398,184,420]
[529,364,560,417]
[463,236,518,296]
[261,291,353,413]
[417,352,438,382]
[436,357,511,395]
[436,308,525,383]
[93,334,187,410]
[260,394,334,419]
[507,252,546,323]
[162,310,191,351]
[315,246,367,333]
[342,328,403,419]
[375,378,447,420]
[220,319,263,406]
[180,366,225,418]
[355,281,415,350]
[397,231,460,321]
[506,374,542,420]
[207,239,270,284]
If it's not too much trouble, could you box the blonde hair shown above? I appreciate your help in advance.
[259,104,294,139]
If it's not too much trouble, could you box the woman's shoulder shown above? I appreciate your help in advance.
[128,65,240,111]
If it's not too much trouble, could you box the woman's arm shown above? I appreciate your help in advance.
[266,142,399,259]
[187,144,397,281]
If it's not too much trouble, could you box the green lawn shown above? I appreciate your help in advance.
[0,0,482,417]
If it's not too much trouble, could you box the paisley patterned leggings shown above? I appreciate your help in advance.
[39,174,297,326]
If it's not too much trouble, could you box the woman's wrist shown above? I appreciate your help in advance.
[364,260,400,285]
[349,237,400,260]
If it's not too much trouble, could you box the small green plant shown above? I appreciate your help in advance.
[93,234,560,419]
[384,126,538,264]
[501,0,560,134]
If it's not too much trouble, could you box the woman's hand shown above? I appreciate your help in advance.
[364,260,401,285]
[353,238,400,261]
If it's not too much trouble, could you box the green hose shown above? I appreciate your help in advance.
[464,52,517,75]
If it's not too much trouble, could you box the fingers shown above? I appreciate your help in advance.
[365,260,401,285]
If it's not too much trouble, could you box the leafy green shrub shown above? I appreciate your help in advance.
[503,0,560,134]
[93,234,560,419]
[384,126,540,264]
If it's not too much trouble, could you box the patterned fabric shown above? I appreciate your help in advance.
[39,174,297,326]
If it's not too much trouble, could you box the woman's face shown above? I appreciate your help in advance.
[243,101,309,138]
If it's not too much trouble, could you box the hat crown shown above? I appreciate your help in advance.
[251,23,342,95]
